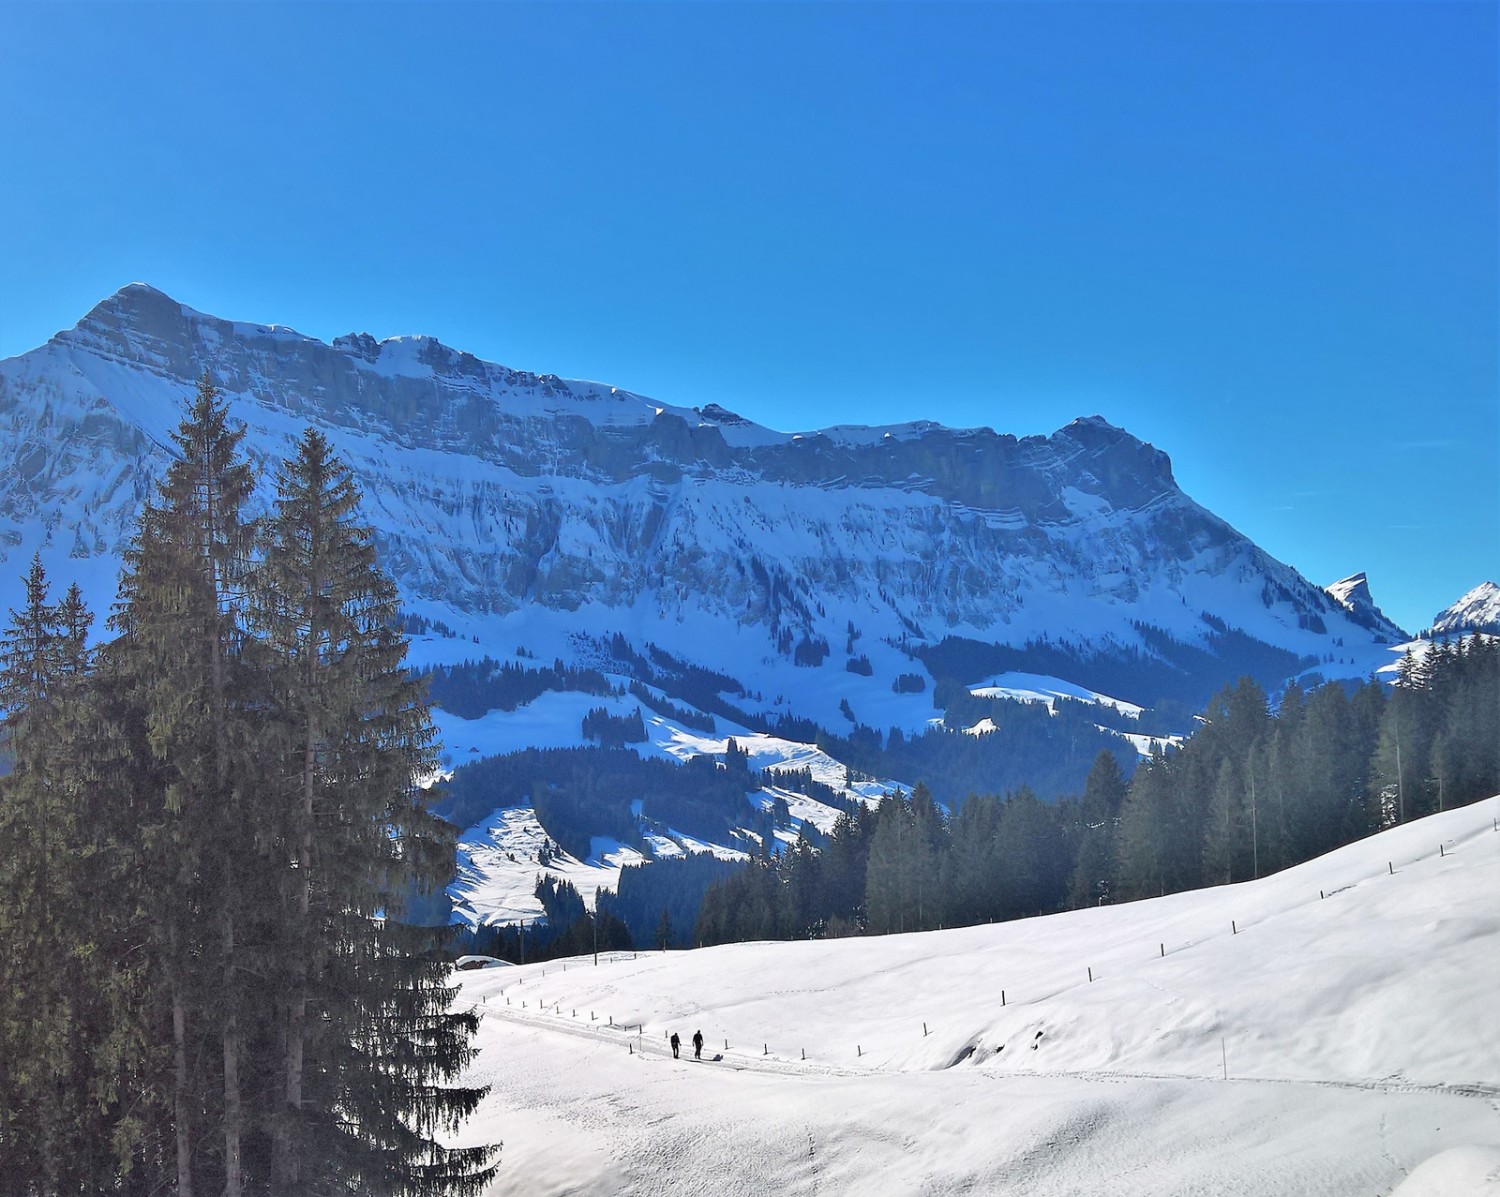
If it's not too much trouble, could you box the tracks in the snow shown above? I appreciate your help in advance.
[475,997,1498,1103]
[472,997,866,1078]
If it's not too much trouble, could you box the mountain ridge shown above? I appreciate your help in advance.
[1,284,1411,734]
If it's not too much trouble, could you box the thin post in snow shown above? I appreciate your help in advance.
[801,1048,806,1060]
[1160,943,1164,957]
[764,1043,768,1056]
[1320,890,1324,900]
[923,1022,929,1036]
[724,1039,729,1050]
[1389,861,1394,875]
[1231,920,1237,935]
[1088,967,1093,982]
[857,1045,862,1057]
[1440,844,1445,857]
[1221,1036,1227,1080]
[1001,990,1006,1006]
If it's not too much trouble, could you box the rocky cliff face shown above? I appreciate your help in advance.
[1325,573,1409,643]
[0,285,1393,717]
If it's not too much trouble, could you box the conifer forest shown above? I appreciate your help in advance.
[690,645,1498,946]
[0,378,497,1196]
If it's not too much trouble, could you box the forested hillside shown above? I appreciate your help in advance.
[692,639,1499,945]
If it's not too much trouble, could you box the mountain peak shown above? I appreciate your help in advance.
[1325,573,1408,643]
[1327,572,1374,608]
[1429,581,1500,637]
[72,281,185,331]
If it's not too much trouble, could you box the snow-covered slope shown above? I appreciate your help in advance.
[1,284,1402,718]
[448,796,1500,1196]
[1428,581,1500,638]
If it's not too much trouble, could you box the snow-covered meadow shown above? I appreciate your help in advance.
[447,797,1500,1196]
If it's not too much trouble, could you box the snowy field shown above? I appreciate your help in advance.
[446,797,1500,1196]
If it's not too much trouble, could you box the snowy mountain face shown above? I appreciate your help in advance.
[0,284,1430,927]
[1428,581,1500,637]
[1324,571,1409,643]
[1,285,1397,707]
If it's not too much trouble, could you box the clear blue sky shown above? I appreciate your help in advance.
[1,2,1494,634]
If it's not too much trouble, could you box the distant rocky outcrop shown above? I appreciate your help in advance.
[1324,572,1409,643]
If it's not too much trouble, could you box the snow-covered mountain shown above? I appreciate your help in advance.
[1427,581,1500,638]
[1324,571,1409,643]
[0,284,1432,910]
[1,284,1401,722]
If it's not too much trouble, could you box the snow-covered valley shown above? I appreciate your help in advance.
[447,797,1500,1196]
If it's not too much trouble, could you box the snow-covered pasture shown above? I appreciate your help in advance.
[447,798,1500,1196]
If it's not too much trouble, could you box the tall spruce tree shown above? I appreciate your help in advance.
[0,557,75,1191]
[0,562,154,1193]
[110,373,261,1197]
[252,427,497,1195]
[1065,750,1129,908]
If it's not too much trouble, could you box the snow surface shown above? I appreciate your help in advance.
[969,671,1145,718]
[446,797,1500,1195]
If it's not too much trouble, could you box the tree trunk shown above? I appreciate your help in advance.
[222,903,242,1197]
[274,718,317,1193]
[172,980,194,1197]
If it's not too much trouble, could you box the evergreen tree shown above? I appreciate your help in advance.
[252,427,497,1194]
[1112,752,1179,900]
[0,558,78,1191]
[110,373,261,1197]
[945,793,1005,924]
[0,562,158,1194]
[1370,674,1419,829]
[1065,750,1129,908]
[992,788,1068,918]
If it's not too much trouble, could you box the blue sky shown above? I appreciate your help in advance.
[1,2,1494,634]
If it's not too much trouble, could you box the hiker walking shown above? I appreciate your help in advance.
[670,1032,681,1059]
[692,1030,704,1060]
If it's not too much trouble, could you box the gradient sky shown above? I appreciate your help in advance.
[1,1,1494,634]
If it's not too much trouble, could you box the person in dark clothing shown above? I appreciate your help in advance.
[692,1030,704,1060]
[670,1032,680,1059]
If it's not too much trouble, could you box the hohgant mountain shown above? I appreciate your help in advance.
[0,283,1440,930]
